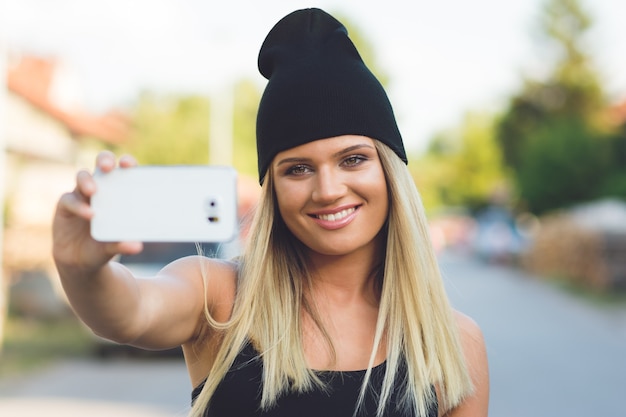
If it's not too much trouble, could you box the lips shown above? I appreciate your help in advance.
[308,205,360,230]
[314,207,356,222]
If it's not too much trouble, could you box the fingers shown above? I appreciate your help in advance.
[62,151,139,220]
[95,150,138,171]
[112,241,144,256]
[58,190,93,220]
[76,169,96,198]
[118,154,138,168]
[95,150,117,173]
[87,152,138,195]
[100,242,143,257]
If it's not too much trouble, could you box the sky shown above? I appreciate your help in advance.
[2,0,625,153]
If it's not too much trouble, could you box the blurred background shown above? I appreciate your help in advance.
[0,0,625,416]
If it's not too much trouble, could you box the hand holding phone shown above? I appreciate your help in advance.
[90,166,238,242]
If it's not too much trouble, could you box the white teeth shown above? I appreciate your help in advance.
[316,208,355,221]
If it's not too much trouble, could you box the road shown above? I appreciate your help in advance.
[1,252,625,416]
[441,251,626,417]
[0,357,191,416]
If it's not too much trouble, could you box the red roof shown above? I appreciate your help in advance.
[6,55,129,144]
[611,99,626,126]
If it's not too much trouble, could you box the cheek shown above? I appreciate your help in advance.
[274,184,303,220]
[367,174,389,219]
[375,186,389,218]
[360,168,388,201]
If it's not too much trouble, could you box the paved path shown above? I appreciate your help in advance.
[441,251,626,417]
[1,252,625,416]
[0,357,191,416]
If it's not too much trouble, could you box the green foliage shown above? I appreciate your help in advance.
[498,0,605,170]
[413,113,511,212]
[517,117,610,213]
[599,173,626,200]
[498,77,604,171]
[116,13,384,176]
[409,153,451,213]
[540,0,602,106]
[118,92,210,165]
[0,316,93,376]
[599,129,626,199]
[232,79,262,177]
[495,0,611,214]
[118,83,261,174]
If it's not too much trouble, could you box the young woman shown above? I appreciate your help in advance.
[53,8,489,417]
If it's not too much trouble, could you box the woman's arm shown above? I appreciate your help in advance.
[443,312,490,417]
[52,151,233,350]
[57,255,222,350]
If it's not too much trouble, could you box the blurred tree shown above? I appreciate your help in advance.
[600,125,626,199]
[496,0,611,213]
[413,112,511,212]
[410,148,451,213]
[232,79,261,178]
[541,0,604,116]
[117,15,387,175]
[517,116,609,213]
[118,92,210,165]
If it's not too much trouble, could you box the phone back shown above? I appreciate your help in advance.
[91,166,238,242]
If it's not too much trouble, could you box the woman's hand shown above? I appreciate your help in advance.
[52,151,143,273]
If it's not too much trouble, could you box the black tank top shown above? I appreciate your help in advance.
[191,343,437,417]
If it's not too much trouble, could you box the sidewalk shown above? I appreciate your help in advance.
[0,398,185,417]
[0,358,191,417]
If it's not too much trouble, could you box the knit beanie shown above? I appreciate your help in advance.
[256,8,407,182]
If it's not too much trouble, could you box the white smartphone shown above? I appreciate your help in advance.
[91,166,238,242]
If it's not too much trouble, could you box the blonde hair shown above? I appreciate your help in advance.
[189,140,472,417]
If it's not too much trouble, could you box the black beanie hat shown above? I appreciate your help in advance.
[256,8,407,182]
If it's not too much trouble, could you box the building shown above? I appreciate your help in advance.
[2,53,129,293]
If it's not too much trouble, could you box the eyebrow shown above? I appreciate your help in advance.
[275,143,375,166]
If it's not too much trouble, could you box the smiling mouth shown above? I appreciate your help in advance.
[313,207,357,222]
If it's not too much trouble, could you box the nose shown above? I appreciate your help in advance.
[311,166,346,204]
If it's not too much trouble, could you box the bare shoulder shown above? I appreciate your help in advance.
[159,256,238,386]
[443,310,490,417]
[453,310,484,342]
[165,255,239,281]
[161,255,238,319]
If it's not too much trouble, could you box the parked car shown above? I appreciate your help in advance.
[471,206,528,263]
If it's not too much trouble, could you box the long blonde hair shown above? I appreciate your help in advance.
[189,140,472,417]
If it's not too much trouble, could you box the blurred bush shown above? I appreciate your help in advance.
[0,315,93,377]
[522,199,626,291]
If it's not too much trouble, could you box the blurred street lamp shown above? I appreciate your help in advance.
[209,85,233,166]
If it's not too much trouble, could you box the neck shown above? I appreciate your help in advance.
[305,246,383,306]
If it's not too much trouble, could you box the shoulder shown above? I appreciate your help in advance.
[452,310,488,378]
[443,310,490,417]
[162,256,238,385]
[160,255,238,322]
[453,310,484,343]
[162,255,238,281]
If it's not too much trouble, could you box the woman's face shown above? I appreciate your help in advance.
[272,135,388,258]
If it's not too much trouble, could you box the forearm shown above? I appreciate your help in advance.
[57,260,144,344]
